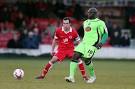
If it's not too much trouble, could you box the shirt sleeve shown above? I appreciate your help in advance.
[100,33,108,44]
[99,21,108,44]
[99,21,108,34]
[75,35,80,42]
[74,29,80,42]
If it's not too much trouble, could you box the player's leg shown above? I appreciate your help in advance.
[65,61,77,83]
[87,62,95,78]
[84,58,96,83]
[65,50,79,81]
[78,59,88,80]
[69,60,77,79]
[65,51,79,83]
[36,56,58,79]
[83,46,97,83]
[65,52,88,82]
[36,50,65,79]
[74,43,88,80]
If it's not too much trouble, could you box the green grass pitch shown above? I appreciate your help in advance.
[0,56,135,89]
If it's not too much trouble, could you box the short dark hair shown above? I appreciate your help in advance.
[63,17,71,23]
[88,8,98,15]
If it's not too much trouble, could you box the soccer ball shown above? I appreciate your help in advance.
[13,69,24,79]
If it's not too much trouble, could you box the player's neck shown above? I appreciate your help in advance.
[62,27,71,33]
[63,29,70,33]
[88,16,97,20]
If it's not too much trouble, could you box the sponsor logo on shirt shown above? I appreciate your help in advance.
[85,27,91,32]
[69,36,72,39]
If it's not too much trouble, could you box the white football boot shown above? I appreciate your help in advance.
[65,76,75,83]
[86,76,96,83]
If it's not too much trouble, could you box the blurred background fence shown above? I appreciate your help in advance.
[0,0,135,59]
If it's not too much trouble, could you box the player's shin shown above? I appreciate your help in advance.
[41,61,53,77]
[65,61,77,83]
[86,62,95,77]
[78,59,88,80]
[69,61,77,78]
[86,62,96,83]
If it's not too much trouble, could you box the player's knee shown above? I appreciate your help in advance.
[72,52,82,63]
[84,58,92,65]
[50,56,58,64]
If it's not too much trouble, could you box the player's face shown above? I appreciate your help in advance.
[88,9,92,18]
[87,8,97,19]
[63,20,70,30]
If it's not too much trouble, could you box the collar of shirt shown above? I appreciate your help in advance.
[62,27,72,34]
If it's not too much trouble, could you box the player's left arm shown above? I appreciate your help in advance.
[74,30,81,45]
[74,35,80,45]
[96,21,108,49]
[100,25,108,44]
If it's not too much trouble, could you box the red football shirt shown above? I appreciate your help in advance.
[54,27,79,50]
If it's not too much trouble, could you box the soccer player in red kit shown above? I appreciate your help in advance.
[36,17,88,82]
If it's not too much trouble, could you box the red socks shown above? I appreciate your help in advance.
[78,60,87,78]
[41,61,53,77]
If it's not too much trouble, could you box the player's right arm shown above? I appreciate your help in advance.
[51,38,58,55]
[51,29,59,56]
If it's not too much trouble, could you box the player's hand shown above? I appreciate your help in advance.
[95,43,103,49]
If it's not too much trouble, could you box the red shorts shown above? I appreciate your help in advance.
[55,49,74,62]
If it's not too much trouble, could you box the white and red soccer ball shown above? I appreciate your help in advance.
[13,69,24,79]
